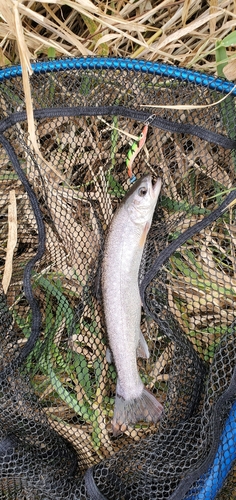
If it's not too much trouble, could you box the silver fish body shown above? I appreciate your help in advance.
[102,175,163,434]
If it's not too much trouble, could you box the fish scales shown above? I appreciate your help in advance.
[102,175,163,435]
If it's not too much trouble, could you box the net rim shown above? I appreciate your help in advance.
[0,56,235,96]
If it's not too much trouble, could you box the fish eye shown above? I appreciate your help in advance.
[138,187,147,197]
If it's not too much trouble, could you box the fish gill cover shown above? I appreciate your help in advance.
[0,57,235,499]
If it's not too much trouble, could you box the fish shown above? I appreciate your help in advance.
[102,174,163,435]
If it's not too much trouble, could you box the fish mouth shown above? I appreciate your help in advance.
[151,177,162,199]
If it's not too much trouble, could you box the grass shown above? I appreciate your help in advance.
[0,0,236,150]
[0,1,235,72]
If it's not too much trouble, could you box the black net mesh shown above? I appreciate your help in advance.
[0,58,235,499]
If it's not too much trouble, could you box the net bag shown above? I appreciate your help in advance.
[0,57,235,499]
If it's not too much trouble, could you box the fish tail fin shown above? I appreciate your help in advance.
[112,388,163,436]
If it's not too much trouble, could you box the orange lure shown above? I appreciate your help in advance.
[126,124,148,180]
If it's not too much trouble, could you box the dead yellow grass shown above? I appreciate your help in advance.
[0,1,235,70]
[0,0,236,153]
[2,190,17,294]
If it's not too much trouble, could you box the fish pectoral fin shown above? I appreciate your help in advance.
[106,347,113,364]
[139,221,150,248]
[137,331,150,359]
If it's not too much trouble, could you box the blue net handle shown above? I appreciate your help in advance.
[0,56,236,97]
[186,400,236,500]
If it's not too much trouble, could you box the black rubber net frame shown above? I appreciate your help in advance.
[0,57,235,500]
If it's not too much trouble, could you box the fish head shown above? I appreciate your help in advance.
[124,175,162,226]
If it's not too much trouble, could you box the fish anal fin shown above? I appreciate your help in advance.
[112,388,163,436]
[137,331,150,359]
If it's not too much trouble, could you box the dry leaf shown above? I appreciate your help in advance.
[182,0,191,26]
[157,11,221,50]
[223,59,236,81]
[2,190,17,294]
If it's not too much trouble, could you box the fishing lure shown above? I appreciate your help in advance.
[126,115,156,183]
[126,125,148,182]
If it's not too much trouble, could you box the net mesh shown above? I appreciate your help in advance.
[0,58,235,499]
